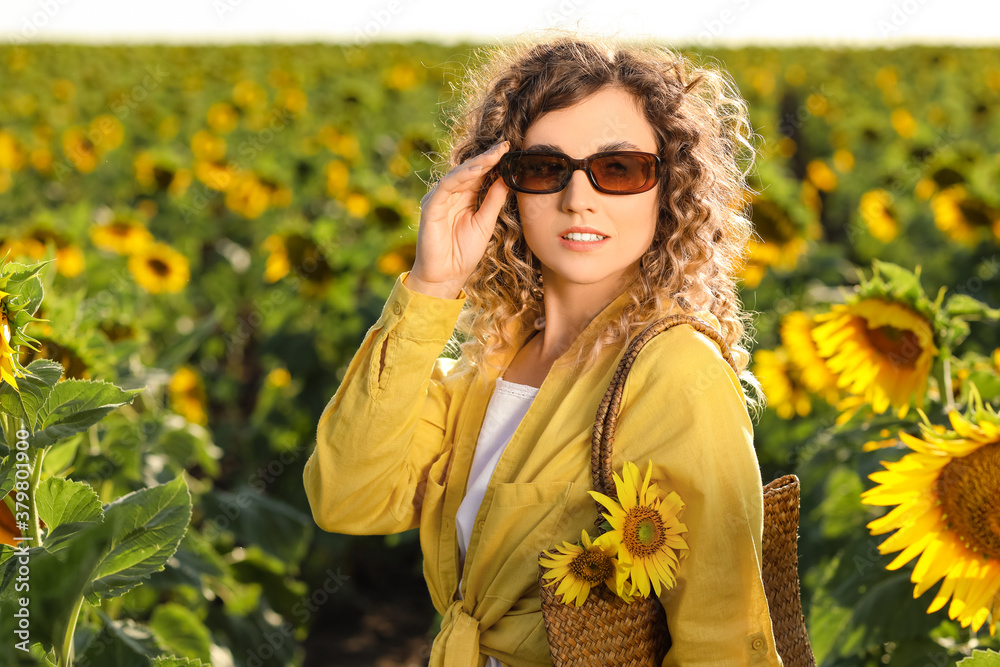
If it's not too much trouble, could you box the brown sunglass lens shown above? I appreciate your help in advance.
[590,155,654,191]
[511,153,654,192]
[512,154,566,191]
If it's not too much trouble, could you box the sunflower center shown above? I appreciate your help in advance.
[936,442,1000,559]
[148,258,171,276]
[864,324,922,368]
[751,199,797,244]
[622,505,666,558]
[111,222,133,237]
[568,549,615,585]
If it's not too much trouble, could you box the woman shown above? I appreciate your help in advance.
[304,32,782,666]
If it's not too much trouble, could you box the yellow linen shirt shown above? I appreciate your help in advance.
[304,270,784,666]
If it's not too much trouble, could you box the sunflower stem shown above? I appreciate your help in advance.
[942,352,957,414]
[27,444,45,548]
[58,593,85,667]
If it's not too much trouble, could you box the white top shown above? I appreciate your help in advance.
[455,375,539,667]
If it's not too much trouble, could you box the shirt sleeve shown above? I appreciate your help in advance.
[303,270,467,536]
[613,324,784,667]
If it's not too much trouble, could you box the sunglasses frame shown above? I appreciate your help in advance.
[497,149,663,195]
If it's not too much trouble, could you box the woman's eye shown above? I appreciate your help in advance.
[605,161,628,174]
[524,161,562,176]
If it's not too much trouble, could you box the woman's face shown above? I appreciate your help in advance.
[516,85,660,293]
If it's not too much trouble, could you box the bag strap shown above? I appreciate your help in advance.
[590,314,738,521]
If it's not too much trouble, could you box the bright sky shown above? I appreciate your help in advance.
[3,0,1000,46]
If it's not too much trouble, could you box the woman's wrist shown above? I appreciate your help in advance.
[403,272,464,300]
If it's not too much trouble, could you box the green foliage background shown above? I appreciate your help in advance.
[0,41,999,665]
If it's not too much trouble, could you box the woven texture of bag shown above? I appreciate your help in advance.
[762,475,815,666]
[538,314,816,666]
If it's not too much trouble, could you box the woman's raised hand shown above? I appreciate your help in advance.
[406,140,511,299]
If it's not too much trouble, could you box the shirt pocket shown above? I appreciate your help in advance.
[473,480,574,619]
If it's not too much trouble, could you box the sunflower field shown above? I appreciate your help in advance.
[0,41,999,666]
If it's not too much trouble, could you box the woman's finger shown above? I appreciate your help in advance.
[435,141,509,194]
[472,176,510,232]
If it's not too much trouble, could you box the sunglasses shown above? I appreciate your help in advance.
[497,150,663,195]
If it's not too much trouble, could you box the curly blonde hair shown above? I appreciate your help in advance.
[433,31,765,417]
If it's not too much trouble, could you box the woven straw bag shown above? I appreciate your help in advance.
[538,314,816,666]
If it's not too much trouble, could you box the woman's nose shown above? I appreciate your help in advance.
[561,168,598,213]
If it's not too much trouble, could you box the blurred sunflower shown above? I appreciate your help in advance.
[343,192,371,218]
[276,88,308,114]
[376,243,417,276]
[891,108,917,138]
[233,80,267,109]
[801,181,821,218]
[0,131,26,181]
[930,185,1000,245]
[806,159,837,192]
[127,242,190,294]
[539,529,630,607]
[266,367,291,389]
[194,160,235,192]
[22,335,90,380]
[207,102,239,134]
[134,151,191,197]
[325,160,349,197]
[225,174,271,219]
[90,218,154,255]
[782,310,842,404]
[862,396,1000,636]
[832,149,855,173]
[813,298,937,422]
[859,189,900,242]
[385,63,419,91]
[753,347,812,419]
[261,234,291,283]
[61,127,98,173]
[0,238,46,261]
[589,460,689,598]
[89,114,124,153]
[741,196,811,289]
[191,130,226,162]
[168,365,208,426]
[258,176,292,208]
[265,233,335,296]
[22,228,86,278]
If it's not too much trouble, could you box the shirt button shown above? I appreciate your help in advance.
[476,520,485,531]
[751,638,764,650]
[392,303,401,315]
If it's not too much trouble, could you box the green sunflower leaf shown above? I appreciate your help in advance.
[944,293,1000,319]
[87,475,192,601]
[0,518,118,663]
[148,602,213,663]
[76,611,162,667]
[872,260,923,302]
[31,379,144,448]
[957,649,1000,666]
[942,319,972,349]
[0,371,53,441]
[2,261,50,320]
[24,360,64,388]
[0,456,13,497]
[36,477,104,534]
